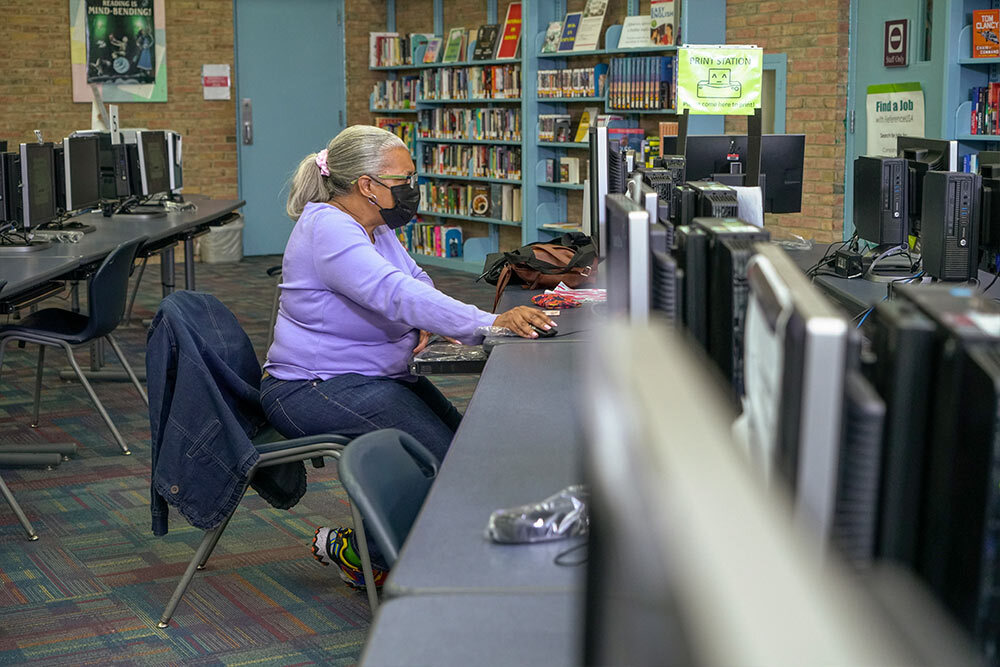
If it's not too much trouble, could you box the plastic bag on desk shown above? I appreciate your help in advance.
[413,343,488,362]
[774,234,813,251]
[486,485,589,544]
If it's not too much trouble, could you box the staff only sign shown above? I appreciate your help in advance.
[866,82,925,156]
[676,45,763,115]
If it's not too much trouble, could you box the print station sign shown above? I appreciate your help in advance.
[676,45,763,116]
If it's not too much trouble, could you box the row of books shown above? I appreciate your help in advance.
[544,157,584,184]
[419,65,522,100]
[538,114,574,143]
[970,84,1000,135]
[538,110,631,143]
[539,0,676,54]
[420,144,522,180]
[375,118,417,153]
[417,108,521,142]
[396,222,465,258]
[369,33,429,67]
[537,65,608,98]
[371,76,420,110]
[608,56,675,111]
[418,182,522,222]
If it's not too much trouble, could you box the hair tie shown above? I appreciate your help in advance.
[315,149,330,177]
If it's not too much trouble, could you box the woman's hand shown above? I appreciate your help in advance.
[413,331,460,355]
[413,330,432,355]
[493,307,557,338]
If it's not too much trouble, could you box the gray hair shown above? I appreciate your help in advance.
[286,124,408,220]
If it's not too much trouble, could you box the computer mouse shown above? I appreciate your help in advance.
[531,324,557,338]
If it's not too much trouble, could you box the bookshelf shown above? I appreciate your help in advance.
[369,0,724,273]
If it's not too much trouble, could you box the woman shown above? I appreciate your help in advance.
[262,125,555,588]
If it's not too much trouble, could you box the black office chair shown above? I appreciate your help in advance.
[0,238,148,455]
[337,428,440,611]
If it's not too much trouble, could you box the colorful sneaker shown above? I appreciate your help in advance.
[312,526,388,589]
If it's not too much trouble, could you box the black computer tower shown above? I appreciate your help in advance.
[865,299,937,566]
[639,156,685,217]
[921,171,981,281]
[854,156,908,246]
[650,250,680,326]
[692,218,771,398]
[672,183,698,227]
[673,225,709,348]
[0,152,21,223]
[691,181,739,219]
[53,145,66,212]
[0,152,18,223]
[894,284,1000,658]
[94,133,131,200]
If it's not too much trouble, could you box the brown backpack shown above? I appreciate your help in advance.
[478,233,599,312]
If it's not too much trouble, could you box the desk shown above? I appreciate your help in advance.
[483,287,600,352]
[385,341,587,597]
[360,593,582,667]
[0,257,81,300]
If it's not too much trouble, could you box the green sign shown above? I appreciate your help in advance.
[676,45,763,115]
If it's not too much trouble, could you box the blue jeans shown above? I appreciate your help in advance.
[260,373,460,569]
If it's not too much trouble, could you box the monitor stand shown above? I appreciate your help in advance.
[39,220,97,234]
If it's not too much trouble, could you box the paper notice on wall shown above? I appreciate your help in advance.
[202,64,231,100]
[865,82,924,156]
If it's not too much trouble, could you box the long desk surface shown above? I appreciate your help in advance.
[483,286,601,352]
[360,593,582,667]
[0,197,244,301]
[384,341,587,597]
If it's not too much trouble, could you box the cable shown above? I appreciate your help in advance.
[553,541,588,566]
[983,255,1000,294]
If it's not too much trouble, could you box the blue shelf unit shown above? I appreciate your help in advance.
[370,0,725,272]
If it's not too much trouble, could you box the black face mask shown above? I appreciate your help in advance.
[372,182,420,229]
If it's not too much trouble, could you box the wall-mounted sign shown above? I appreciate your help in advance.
[866,82,924,156]
[676,45,763,116]
[884,19,908,68]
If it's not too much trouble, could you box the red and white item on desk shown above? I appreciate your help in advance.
[531,282,607,308]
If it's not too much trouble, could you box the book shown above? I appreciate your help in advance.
[554,117,573,142]
[369,32,399,67]
[560,157,581,184]
[495,2,522,60]
[470,185,491,216]
[974,10,1000,58]
[617,15,652,49]
[423,37,443,63]
[650,0,676,46]
[473,24,501,60]
[558,12,582,52]
[541,21,562,53]
[442,27,466,63]
[574,0,607,51]
[545,158,556,182]
[573,107,600,142]
[410,33,434,64]
[444,227,463,257]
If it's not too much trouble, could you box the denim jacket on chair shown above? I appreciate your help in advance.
[146,291,305,536]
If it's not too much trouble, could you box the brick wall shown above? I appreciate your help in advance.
[727,0,851,242]
[0,0,238,200]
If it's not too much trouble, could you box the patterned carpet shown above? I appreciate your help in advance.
[0,255,496,665]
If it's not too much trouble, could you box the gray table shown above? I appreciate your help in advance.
[360,593,583,667]
[385,341,587,597]
[484,287,600,352]
[0,256,81,300]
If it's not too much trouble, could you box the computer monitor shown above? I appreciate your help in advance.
[896,136,959,237]
[743,243,852,545]
[672,224,709,346]
[660,134,805,213]
[63,135,102,212]
[584,320,975,666]
[19,142,58,229]
[135,130,170,197]
[605,193,651,323]
[588,126,608,255]
[0,152,16,223]
[165,130,183,194]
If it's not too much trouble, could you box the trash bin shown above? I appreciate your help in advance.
[200,215,244,264]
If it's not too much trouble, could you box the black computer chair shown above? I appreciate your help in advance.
[337,428,440,611]
[0,238,148,455]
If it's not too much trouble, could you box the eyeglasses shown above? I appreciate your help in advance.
[369,173,418,190]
